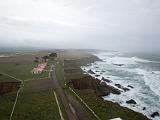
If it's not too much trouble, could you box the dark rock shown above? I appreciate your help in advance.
[100,81,107,86]
[0,73,2,76]
[115,84,130,92]
[122,88,130,92]
[95,71,99,72]
[115,84,121,88]
[128,85,134,89]
[95,74,100,77]
[88,69,95,74]
[113,64,124,66]
[71,75,121,97]
[151,112,159,118]
[143,107,146,110]
[102,77,112,83]
[126,99,137,104]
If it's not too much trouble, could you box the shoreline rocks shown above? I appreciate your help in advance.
[88,69,95,74]
[128,85,134,89]
[70,75,121,97]
[115,84,130,92]
[102,77,112,83]
[126,99,137,104]
[151,112,159,118]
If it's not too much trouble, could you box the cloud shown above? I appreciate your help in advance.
[0,0,160,52]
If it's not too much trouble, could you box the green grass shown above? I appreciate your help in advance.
[0,54,57,120]
[55,61,66,87]
[55,89,68,120]
[0,74,18,82]
[0,92,17,120]
[66,88,97,120]
[0,62,49,81]
[12,89,61,120]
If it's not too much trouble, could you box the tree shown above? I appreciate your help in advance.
[49,53,57,58]
[34,57,39,63]
[42,56,49,62]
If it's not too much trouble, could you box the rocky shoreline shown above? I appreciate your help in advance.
[64,53,150,120]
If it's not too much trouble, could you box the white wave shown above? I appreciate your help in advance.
[136,68,160,97]
[95,52,152,65]
[82,52,160,120]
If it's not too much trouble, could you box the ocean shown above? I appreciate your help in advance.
[81,51,160,120]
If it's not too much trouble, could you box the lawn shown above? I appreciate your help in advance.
[0,54,50,81]
[12,89,61,120]
[55,61,66,87]
[0,74,18,82]
[0,52,57,120]
[0,92,17,120]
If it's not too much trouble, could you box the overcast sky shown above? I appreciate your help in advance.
[0,0,160,52]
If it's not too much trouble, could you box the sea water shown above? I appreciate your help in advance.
[81,51,160,120]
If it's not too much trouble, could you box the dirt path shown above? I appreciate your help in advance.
[50,65,78,120]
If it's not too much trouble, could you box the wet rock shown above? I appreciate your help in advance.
[95,74,100,77]
[113,64,124,66]
[128,85,134,89]
[151,112,159,118]
[100,81,107,86]
[122,87,130,92]
[126,99,137,104]
[115,84,121,88]
[71,75,121,97]
[102,77,112,83]
[143,107,146,110]
[115,84,130,92]
[88,69,95,74]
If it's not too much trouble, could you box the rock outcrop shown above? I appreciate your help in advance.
[128,85,134,89]
[115,84,130,92]
[70,75,121,97]
[126,99,137,104]
[151,112,159,118]
[102,77,112,83]
[88,69,95,74]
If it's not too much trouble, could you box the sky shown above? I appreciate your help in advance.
[0,0,160,52]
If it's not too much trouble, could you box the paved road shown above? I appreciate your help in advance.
[50,64,78,120]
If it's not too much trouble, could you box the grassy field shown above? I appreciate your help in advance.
[0,52,62,120]
[0,92,17,120]
[12,89,61,120]
[55,61,66,87]
[0,53,50,81]
[0,74,18,82]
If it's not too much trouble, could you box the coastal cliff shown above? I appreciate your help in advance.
[64,52,149,120]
